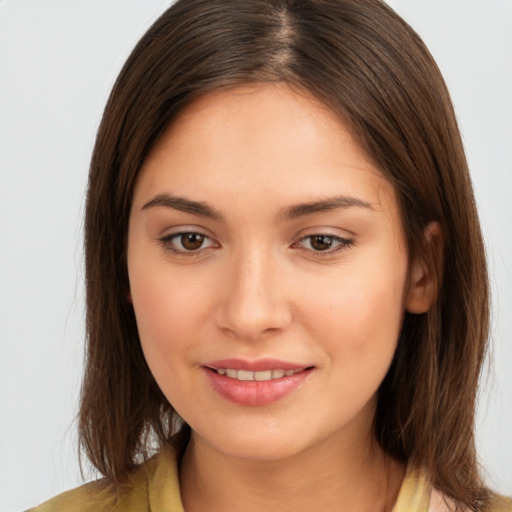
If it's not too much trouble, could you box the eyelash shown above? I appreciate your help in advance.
[159,232,355,257]
[159,231,216,257]
[293,234,355,255]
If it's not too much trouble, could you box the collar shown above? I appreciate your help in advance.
[147,449,432,512]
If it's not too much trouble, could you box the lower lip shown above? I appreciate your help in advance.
[204,368,313,406]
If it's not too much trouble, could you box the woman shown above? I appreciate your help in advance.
[29,0,511,511]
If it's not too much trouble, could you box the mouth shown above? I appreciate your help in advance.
[203,359,314,406]
[210,367,307,381]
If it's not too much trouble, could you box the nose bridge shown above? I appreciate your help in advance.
[215,242,291,341]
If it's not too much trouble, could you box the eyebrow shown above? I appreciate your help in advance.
[142,193,224,220]
[141,193,374,221]
[279,196,374,221]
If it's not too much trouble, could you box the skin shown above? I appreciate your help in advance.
[127,83,435,512]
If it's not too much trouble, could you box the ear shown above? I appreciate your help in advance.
[405,222,443,314]
[127,291,133,304]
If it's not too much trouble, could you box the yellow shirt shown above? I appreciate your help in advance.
[28,449,512,512]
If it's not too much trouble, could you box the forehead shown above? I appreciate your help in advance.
[135,83,398,223]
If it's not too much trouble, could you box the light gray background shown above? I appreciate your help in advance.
[0,1,511,510]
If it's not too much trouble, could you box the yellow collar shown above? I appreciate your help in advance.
[392,466,431,512]
[150,449,431,512]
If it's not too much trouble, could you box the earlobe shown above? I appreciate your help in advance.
[405,222,443,314]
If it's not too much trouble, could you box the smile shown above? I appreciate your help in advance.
[204,362,314,406]
[215,368,305,381]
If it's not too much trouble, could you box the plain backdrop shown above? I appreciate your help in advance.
[0,1,511,510]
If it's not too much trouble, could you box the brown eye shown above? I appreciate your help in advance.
[181,233,205,250]
[309,235,334,251]
[295,234,354,255]
[160,231,217,255]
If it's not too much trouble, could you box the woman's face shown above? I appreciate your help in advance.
[127,83,423,461]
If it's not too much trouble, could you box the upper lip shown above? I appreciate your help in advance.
[205,358,311,372]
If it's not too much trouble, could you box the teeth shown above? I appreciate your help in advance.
[237,370,254,381]
[215,368,303,381]
[254,370,272,381]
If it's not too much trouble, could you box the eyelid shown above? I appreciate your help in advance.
[156,226,354,257]
[292,232,355,255]
[158,228,220,255]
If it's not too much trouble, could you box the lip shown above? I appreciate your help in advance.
[205,358,307,372]
[203,359,314,406]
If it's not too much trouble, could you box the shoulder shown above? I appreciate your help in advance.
[486,494,512,512]
[430,486,512,512]
[26,451,167,512]
[395,465,512,512]
[26,480,122,512]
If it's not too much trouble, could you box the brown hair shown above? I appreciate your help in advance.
[80,0,490,509]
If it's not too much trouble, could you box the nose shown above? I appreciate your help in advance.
[214,248,292,342]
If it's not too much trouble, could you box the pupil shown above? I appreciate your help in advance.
[181,233,204,250]
[311,235,332,251]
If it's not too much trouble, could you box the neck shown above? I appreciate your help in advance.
[179,426,404,512]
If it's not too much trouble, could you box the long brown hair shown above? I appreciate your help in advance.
[80,0,490,509]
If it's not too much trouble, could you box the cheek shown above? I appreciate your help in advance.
[129,260,214,367]
[302,255,408,359]
[299,260,408,420]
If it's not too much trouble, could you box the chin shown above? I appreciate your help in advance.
[213,437,307,462]
[189,418,333,463]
